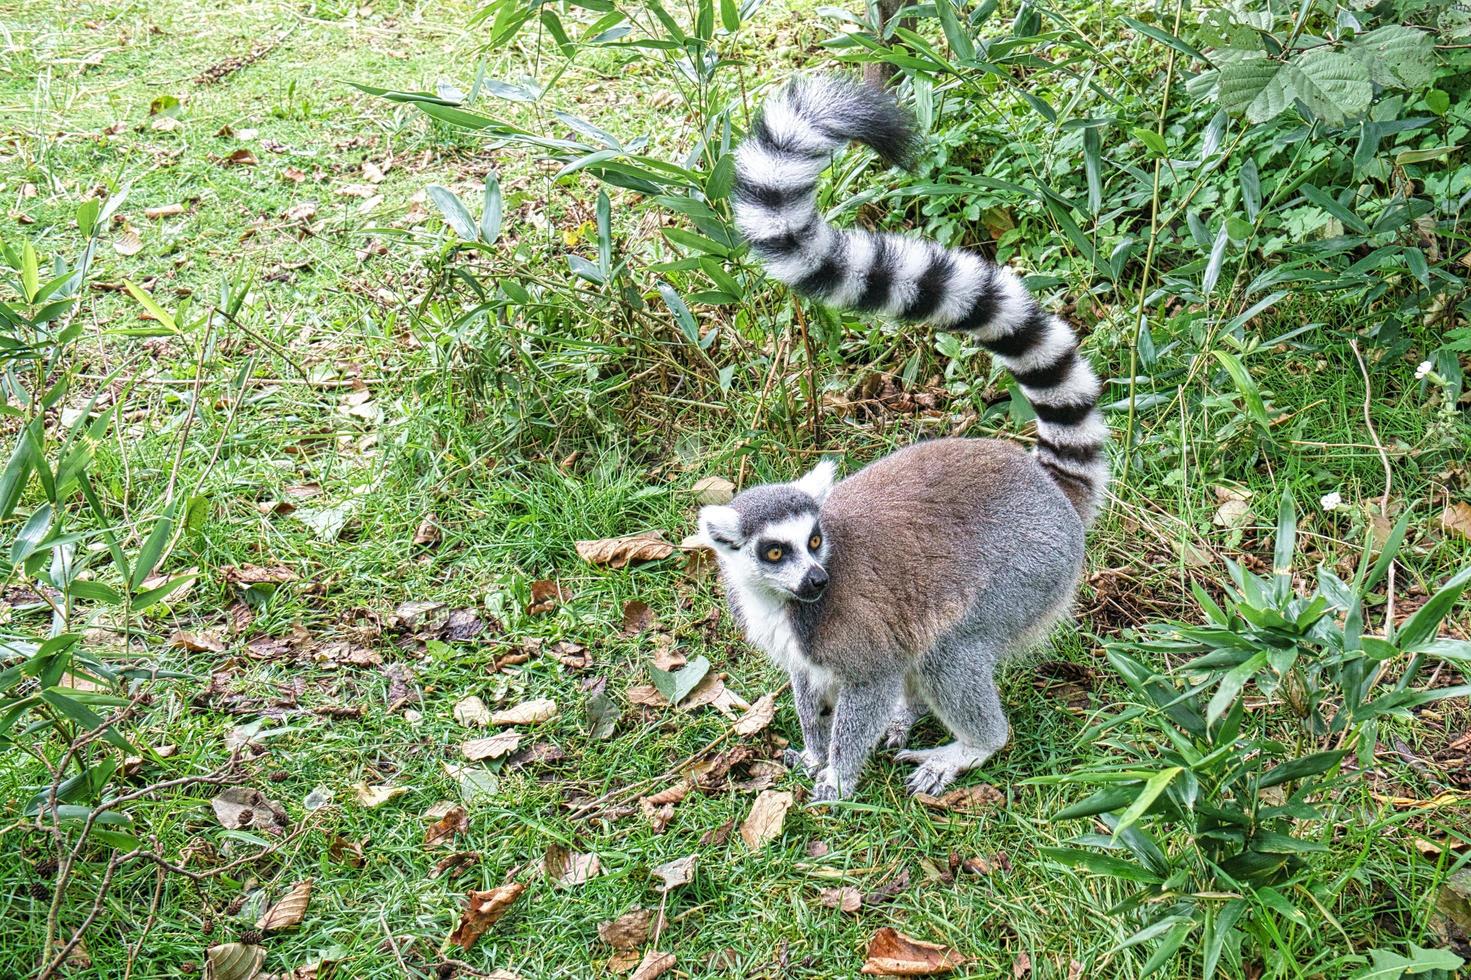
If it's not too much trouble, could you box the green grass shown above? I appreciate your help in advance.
[2,0,1470,977]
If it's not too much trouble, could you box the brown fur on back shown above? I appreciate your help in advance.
[800,438,1084,676]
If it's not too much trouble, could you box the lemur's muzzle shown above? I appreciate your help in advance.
[797,566,829,601]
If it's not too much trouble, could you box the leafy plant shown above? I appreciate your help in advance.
[1033,495,1469,976]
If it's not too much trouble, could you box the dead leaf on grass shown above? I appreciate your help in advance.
[222,564,297,586]
[734,693,777,736]
[425,804,469,848]
[145,203,184,219]
[413,513,441,546]
[221,148,259,167]
[860,927,970,976]
[492,698,557,725]
[544,843,601,888]
[171,630,225,653]
[607,950,642,974]
[1441,502,1471,542]
[113,229,143,256]
[650,853,696,892]
[650,633,685,671]
[328,836,364,868]
[622,600,657,634]
[431,850,480,879]
[454,695,491,727]
[352,783,409,808]
[204,942,265,980]
[740,789,793,852]
[1012,951,1032,977]
[700,820,734,846]
[586,690,620,739]
[448,883,525,950]
[629,950,676,980]
[392,599,447,630]
[819,886,862,914]
[256,879,312,931]
[598,908,661,950]
[692,476,735,505]
[211,787,289,835]
[575,531,675,568]
[914,784,1003,814]
[640,798,676,834]
[527,579,567,615]
[461,731,522,761]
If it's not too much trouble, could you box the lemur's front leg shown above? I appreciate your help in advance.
[812,676,902,802]
[782,667,832,776]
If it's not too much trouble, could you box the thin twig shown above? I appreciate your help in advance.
[1350,338,1395,634]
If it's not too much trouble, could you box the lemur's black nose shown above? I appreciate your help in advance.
[799,567,829,599]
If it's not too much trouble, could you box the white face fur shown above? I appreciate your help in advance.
[697,460,836,604]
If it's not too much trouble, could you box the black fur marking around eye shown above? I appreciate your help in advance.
[757,540,791,564]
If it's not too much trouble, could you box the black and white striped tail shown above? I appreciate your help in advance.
[733,76,1109,523]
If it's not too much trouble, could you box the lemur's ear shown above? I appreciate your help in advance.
[793,458,837,504]
[697,505,744,551]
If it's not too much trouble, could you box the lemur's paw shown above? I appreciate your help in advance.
[894,746,939,765]
[906,761,960,797]
[782,747,824,776]
[809,772,845,804]
[883,723,913,751]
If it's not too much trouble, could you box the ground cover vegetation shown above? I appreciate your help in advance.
[2,0,1470,976]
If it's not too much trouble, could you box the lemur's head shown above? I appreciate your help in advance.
[697,460,835,603]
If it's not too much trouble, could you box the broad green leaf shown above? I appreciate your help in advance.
[1349,944,1463,979]
[427,185,480,242]
[1290,48,1373,124]
[123,280,177,333]
[1039,846,1163,883]
[656,281,701,345]
[651,655,710,705]
[1207,652,1266,726]
[1113,767,1181,837]
[129,505,175,590]
[1212,350,1270,432]
[1351,25,1436,89]
[1396,565,1471,649]
[1258,749,1347,789]
[481,171,503,245]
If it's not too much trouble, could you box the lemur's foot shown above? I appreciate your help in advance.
[781,747,824,777]
[809,768,845,804]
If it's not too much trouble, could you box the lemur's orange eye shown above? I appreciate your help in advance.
[764,546,783,562]
[809,534,822,550]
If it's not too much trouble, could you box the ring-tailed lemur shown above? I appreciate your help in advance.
[696,76,1108,801]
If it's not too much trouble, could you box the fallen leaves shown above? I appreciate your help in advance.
[204,942,265,980]
[454,696,491,727]
[544,843,601,888]
[692,476,736,504]
[448,883,525,950]
[575,531,675,568]
[819,886,863,914]
[734,693,777,736]
[352,783,409,808]
[527,579,567,615]
[256,879,312,932]
[461,731,522,761]
[211,788,289,835]
[491,698,558,725]
[622,599,657,634]
[651,656,710,707]
[650,854,696,892]
[629,950,676,980]
[913,784,1004,815]
[740,789,793,852]
[222,564,298,586]
[1442,502,1471,541]
[860,928,970,976]
[586,689,621,740]
[598,908,662,950]
[424,805,469,848]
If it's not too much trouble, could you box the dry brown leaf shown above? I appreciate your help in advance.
[575,531,675,568]
[650,633,685,671]
[860,928,970,976]
[454,696,491,727]
[913,784,1003,814]
[461,732,522,761]
[448,883,524,950]
[1441,502,1471,541]
[1012,951,1032,978]
[627,684,665,706]
[740,789,793,852]
[282,166,307,183]
[643,781,691,807]
[819,886,862,914]
[113,230,143,256]
[491,698,558,726]
[222,148,258,167]
[597,908,660,950]
[328,836,364,868]
[650,853,696,892]
[256,879,312,932]
[222,564,297,585]
[622,599,658,634]
[425,805,469,848]
[606,950,643,974]
[284,200,316,223]
[629,950,676,980]
[352,783,408,808]
[692,476,735,505]
[527,579,567,615]
[544,843,601,888]
[211,787,289,835]
[430,850,480,879]
[413,513,441,546]
[640,798,676,834]
[145,203,184,219]
[204,942,265,980]
[734,693,778,736]
[1213,497,1251,529]
[171,630,225,653]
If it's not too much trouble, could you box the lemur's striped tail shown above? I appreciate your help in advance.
[734,76,1109,523]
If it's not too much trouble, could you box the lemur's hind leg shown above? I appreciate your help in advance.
[883,685,927,751]
[898,638,1008,796]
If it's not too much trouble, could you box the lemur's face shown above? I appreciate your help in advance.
[697,461,835,604]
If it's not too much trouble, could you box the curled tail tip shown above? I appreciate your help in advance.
[768,74,920,170]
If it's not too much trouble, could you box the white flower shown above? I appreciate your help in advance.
[1415,360,1433,380]
[1320,491,1343,512]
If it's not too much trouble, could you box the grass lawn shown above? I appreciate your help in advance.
[2,0,1469,977]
